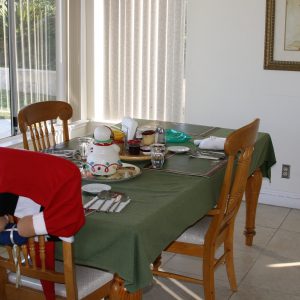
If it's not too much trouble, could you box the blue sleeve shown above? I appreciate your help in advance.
[0,223,28,246]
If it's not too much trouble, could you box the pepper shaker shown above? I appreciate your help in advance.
[156,127,166,144]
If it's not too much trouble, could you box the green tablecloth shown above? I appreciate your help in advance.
[57,121,276,292]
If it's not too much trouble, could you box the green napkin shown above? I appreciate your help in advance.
[166,129,191,143]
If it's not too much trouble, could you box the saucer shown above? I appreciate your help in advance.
[167,146,190,153]
[82,183,111,194]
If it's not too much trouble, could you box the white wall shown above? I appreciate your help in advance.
[185,0,300,207]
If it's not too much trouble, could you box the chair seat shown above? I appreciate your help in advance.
[176,216,212,245]
[8,261,113,299]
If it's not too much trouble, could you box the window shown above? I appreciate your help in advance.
[91,0,186,123]
[0,0,65,139]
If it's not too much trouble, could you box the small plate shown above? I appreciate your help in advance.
[167,146,190,153]
[82,183,111,194]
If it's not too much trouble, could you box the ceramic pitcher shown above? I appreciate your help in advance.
[86,125,121,176]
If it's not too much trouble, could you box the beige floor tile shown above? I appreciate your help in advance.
[230,284,300,300]
[160,252,176,266]
[233,223,276,255]
[280,208,300,233]
[215,249,257,284]
[161,248,257,287]
[240,254,300,296]
[160,223,277,284]
[263,229,300,261]
[236,202,290,229]
[144,276,233,300]
[160,253,202,280]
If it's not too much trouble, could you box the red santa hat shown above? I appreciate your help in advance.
[0,147,85,299]
[0,147,85,237]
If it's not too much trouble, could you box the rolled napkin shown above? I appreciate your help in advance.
[194,136,226,150]
[122,117,138,141]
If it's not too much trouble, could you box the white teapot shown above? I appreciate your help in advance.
[86,125,121,176]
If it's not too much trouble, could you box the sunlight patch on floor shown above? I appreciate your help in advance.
[169,278,203,300]
[268,261,300,268]
[153,277,184,300]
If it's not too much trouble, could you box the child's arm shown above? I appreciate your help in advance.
[17,215,35,237]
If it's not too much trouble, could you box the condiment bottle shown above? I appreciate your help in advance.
[156,127,166,144]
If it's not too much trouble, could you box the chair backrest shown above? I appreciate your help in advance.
[0,218,78,299]
[206,119,260,244]
[18,101,73,151]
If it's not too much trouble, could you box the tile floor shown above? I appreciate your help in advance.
[143,202,300,300]
[1,202,299,299]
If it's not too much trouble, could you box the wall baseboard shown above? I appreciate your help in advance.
[259,188,300,209]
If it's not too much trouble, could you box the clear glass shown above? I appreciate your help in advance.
[150,144,166,169]
[77,137,93,162]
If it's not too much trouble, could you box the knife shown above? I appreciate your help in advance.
[84,197,99,211]
[105,195,122,213]
[189,154,220,160]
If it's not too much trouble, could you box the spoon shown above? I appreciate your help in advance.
[111,195,129,212]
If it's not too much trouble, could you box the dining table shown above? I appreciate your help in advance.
[56,119,276,300]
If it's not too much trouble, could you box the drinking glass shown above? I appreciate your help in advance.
[150,144,166,169]
[77,137,93,162]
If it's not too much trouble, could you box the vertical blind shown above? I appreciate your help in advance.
[0,0,57,138]
[100,0,186,122]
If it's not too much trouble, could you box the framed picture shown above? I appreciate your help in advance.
[264,0,300,71]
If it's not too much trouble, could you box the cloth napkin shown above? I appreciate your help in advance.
[42,149,74,158]
[122,117,138,140]
[166,129,191,143]
[84,197,131,213]
[194,136,226,150]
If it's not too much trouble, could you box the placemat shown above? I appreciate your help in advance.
[143,153,227,177]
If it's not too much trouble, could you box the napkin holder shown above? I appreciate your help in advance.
[122,117,138,141]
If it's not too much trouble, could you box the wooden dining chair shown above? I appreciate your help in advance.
[0,219,113,300]
[18,101,73,151]
[152,119,260,300]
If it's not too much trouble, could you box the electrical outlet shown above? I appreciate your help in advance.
[282,164,291,179]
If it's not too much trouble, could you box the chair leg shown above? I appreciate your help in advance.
[152,255,162,272]
[203,253,215,300]
[224,225,237,291]
[0,266,8,300]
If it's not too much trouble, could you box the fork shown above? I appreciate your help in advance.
[105,195,122,213]
[96,190,112,212]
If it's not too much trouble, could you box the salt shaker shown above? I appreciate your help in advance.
[156,127,166,144]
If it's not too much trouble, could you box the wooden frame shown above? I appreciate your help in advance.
[264,0,300,71]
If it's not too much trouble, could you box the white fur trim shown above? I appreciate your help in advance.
[32,212,48,235]
[59,236,74,243]
[15,196,41,218]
